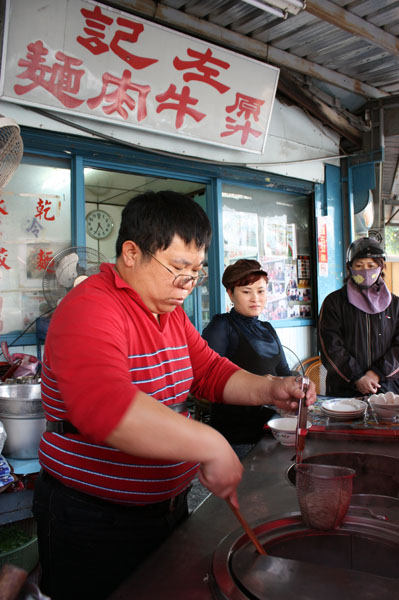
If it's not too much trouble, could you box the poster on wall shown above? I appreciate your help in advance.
[286,223,297,260]
[263,216,288,259]
[297,254,310,287]
[0,0,279,154]
[224,209,258,263]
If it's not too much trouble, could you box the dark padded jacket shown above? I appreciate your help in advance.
[202,310,291,444]
[318,285,399,397]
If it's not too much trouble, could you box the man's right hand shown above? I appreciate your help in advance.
[355,371,380,395]
[198,435,243,509]
[106,391,244,507]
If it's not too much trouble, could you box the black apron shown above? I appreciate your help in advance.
[210,315,281,444]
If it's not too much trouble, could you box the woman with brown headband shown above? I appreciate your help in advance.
[202,259,292,458]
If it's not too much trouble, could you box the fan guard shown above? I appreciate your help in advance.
[0,115,24,190]
[42,246,108,310]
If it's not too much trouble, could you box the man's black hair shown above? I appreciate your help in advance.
[116,190,212,257]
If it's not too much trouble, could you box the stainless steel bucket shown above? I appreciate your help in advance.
[0,384,45,459]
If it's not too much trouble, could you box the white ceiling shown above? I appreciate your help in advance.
[84,168,205,206]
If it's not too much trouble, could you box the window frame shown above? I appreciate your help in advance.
[0,127,315,348]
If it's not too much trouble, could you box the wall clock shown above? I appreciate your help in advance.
[86,209,114,240]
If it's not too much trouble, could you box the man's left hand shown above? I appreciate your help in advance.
[268,376,316,412]
[223,371,317,411]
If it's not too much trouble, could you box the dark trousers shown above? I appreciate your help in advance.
[33,471,189,600]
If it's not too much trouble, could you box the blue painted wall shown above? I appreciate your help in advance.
[316,164,344,311]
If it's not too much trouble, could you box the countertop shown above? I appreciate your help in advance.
[108,431,399,600]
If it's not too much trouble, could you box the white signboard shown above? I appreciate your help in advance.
[0,0,279,154]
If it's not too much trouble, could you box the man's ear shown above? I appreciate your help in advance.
[227,288,234,303]
[121,240,140,267]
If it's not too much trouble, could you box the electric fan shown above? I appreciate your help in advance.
[0,115,24,190]
[42,246,108,310]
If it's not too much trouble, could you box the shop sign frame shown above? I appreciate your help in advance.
[0,0,279,154]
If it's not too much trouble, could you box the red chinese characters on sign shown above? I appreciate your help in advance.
[318,220,328,263]
[221,93,265,145]
[88,70,150,120]
[36,249,53,271]
[0,200,8,216]
[14,41,85,109]
[156,84,206,129]
[0,248,11,270]
[35,199,55,221]
[77,5,157,70]
[76,5,113,54]
[11,3,271,150]
[173,48,230,94]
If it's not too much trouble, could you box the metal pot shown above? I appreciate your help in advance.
[210,512,399,599]
[0,384,45,459]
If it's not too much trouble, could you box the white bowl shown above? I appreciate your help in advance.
[267,417,312,446]
[369,393,399,420]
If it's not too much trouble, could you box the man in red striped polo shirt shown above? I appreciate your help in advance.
[33,190,315,600]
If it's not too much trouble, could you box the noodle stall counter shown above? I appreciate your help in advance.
[307,396,399,441]
[108,432,399,600]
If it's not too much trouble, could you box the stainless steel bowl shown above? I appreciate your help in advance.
[0,383,45,459]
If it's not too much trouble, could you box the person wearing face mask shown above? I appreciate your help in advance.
[202,259,292,456]
[319,237,399,397]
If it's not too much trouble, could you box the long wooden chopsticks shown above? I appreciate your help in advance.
[226,498,266,555]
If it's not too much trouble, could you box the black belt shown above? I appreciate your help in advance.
[46,420,79,434]
[40,470,191,515]
[46,401,188,435]
[169,401,188,414]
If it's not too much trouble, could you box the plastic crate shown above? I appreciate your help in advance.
[0,518,38,573]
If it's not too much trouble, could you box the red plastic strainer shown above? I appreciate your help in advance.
[296,463,356,530]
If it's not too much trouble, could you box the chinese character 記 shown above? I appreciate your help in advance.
[77,6,157,69]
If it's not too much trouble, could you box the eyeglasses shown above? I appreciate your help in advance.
[148,252,208,288]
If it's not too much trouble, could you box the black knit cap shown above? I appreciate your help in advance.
[222,259,268,289]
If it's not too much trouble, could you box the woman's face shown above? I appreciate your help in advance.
[351,257,379,270]
[228,277,267,317]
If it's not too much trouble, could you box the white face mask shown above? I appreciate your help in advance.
[350,265,382,289]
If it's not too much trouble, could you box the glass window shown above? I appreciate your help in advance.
[83,167,209,328]
[385,226,399,259]
[0,160,71,335]
[222,183,313,322]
